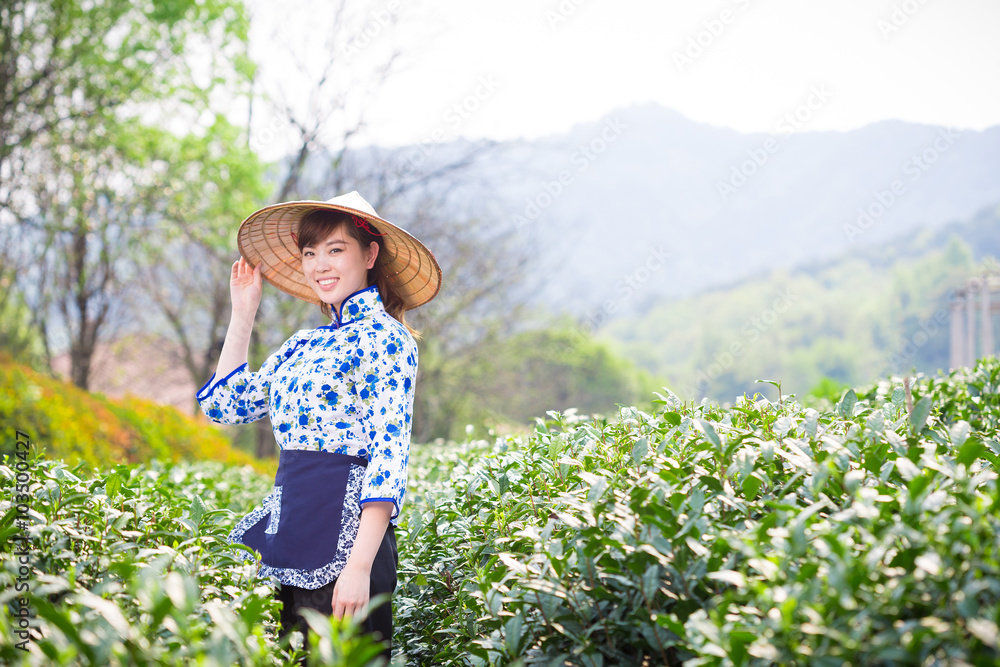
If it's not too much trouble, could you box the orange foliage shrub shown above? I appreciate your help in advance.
[0,353,274,476]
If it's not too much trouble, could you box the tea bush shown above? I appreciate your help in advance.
[2,358,997,665]
[0,458,387,665]
[393,358,1000,665]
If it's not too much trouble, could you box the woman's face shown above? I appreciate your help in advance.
[301,224,378,316]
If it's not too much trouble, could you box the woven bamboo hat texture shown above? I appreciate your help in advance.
[237,191,442,310]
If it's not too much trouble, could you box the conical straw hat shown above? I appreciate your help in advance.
[237,191,442,310]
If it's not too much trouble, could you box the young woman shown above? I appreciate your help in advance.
[196,191,441,660]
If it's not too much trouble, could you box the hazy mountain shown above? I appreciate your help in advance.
[301,103,999,326]
[438,103,1000,322]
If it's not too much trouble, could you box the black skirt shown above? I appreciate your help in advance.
[276,525,398,660]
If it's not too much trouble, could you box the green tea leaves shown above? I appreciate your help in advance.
[696,419,722,447]
[838,388,858,418]
[631,437,649,465]
[909,395,933,434]
[4,358,999,665]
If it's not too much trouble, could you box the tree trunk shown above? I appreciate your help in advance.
[65,219,108,391]
[70,340,93,390]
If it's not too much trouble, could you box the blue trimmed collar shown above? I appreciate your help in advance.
[323,284,383,329]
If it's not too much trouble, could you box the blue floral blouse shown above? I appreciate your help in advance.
[196,284,418,521]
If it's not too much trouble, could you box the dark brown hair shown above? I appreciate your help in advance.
[296,209,421,340]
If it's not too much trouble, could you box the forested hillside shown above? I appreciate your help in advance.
[601,205,999,402]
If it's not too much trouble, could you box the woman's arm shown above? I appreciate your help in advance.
[355,328,419,519]
[215,257,262,379]
[331,323,418,618]
[330,501,393,619]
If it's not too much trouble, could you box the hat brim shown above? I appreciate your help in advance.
[236,200,442,310]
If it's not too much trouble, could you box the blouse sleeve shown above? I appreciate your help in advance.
[196,330,310,425]
[354,325,418,519]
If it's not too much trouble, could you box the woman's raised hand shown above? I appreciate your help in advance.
[213,257,260,378]
[230,257,263,321]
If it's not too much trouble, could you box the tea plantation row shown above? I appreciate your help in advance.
[396,359,999,665]
[2,358,999,665]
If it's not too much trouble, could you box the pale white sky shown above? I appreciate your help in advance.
[244,0,1000,157]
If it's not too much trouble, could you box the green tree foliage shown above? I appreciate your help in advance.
[0,284,45,371]
[0,0,260,389]
[138,115,270,415]
[482,327,655,425]
[416,324,657,441]
[0,0,252,203]
[803,376,851,410]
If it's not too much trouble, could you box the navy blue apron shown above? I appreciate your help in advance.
[229,449,367,582]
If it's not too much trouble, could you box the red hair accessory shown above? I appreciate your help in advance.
[351,214,384,236]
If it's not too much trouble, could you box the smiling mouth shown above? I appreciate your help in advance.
[318,278,339,286]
